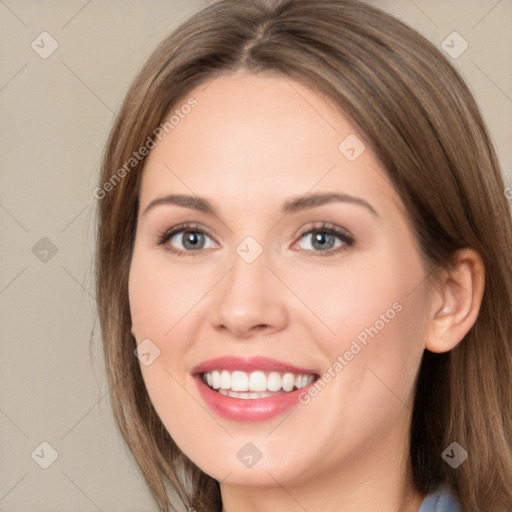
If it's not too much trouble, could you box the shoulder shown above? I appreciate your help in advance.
[417,485,462,512]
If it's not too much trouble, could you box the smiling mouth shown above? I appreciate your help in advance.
[201,370,318,399]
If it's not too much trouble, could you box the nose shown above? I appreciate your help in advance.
[209,248,289,339]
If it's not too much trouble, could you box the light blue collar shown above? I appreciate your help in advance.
[417,486,462,512]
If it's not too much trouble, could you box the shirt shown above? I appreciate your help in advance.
[417,486,462,512]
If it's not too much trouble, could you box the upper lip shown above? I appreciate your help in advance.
[191,356,318,375]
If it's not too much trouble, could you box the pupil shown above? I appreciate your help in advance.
[183,231,204,250]
[313,232,334,250]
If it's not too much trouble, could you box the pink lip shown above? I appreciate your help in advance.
[191,356,319,423]
[191,356,317,375]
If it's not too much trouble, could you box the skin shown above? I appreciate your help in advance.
[128,71,485,512]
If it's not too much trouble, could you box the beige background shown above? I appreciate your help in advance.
[1,1,511,510]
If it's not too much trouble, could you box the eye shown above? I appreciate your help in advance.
[294,222,354,256]
[157,221,354,257]
[157,223,217,255]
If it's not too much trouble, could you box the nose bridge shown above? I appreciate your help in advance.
[209,240,288,337]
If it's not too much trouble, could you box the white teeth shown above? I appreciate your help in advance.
[220,370,231,389]
[298,374,315,388]
[282,373,295,392]
[231,371,249,391]
[248,371,267,392]
[202,370,316,394]
[218,389,283,399]
[267,372,282,392]
[299,375,306,388]
[212,370,221,389]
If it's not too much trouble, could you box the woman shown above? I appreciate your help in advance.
[95,0,512,510]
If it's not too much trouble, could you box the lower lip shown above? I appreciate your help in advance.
[194,375,315,422]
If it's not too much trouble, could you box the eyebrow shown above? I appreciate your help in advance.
[142,194,219,216]
[142,192,379,218]
[282,192,379,218]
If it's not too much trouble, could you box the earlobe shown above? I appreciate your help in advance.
[425,248,485,354]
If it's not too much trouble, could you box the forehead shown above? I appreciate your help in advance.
[139,72,399,215]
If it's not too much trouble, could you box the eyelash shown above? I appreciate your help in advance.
[156,222,355,257]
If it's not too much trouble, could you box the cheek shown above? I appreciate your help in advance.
[293,258,424,350]
[278,257,428,466]
[128,247,210,340]
[128,249,215,429]
[128,252,200,453]
[295,240,428,400]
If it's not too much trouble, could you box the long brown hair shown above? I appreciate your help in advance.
[95,0,512,510]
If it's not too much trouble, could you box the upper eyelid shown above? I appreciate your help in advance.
[161,222,349,237]
[296,222,352,238]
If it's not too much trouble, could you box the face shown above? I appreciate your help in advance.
[128,72,432,489]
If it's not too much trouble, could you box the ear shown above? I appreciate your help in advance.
[425,248,485,353]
